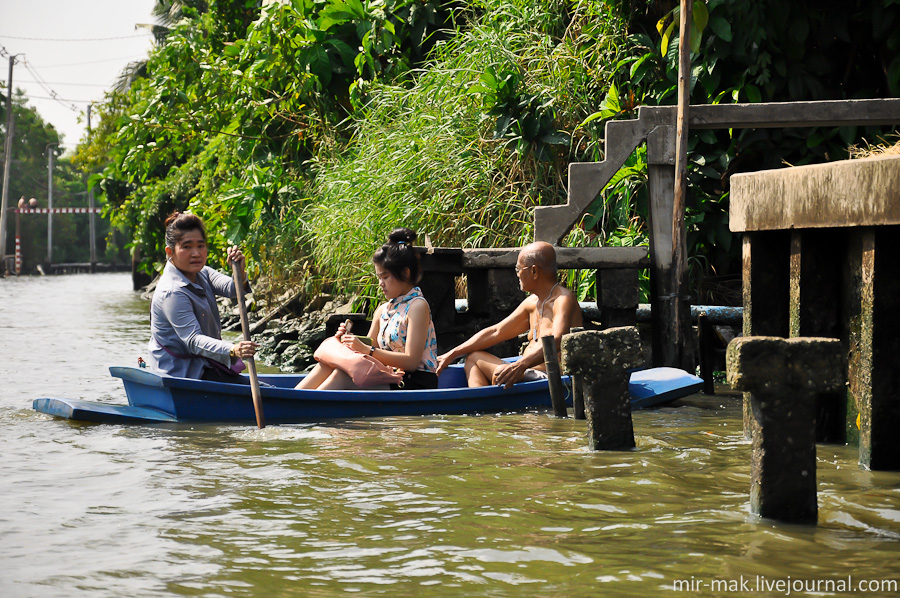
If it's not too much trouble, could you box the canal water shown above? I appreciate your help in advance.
[1,273,898,597]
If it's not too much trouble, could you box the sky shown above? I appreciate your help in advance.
[1,0,158,153]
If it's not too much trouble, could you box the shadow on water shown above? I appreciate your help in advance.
[1,274,898,597]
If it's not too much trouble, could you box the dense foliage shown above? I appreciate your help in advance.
[77,0,900,306]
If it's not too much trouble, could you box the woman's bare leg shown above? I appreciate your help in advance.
[317,368,359,390]
[295,363,335,389]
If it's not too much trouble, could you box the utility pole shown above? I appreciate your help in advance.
[46,142,56,263]
[1,54,21,277]
[87,103,96,271]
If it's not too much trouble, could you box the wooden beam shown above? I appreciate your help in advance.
[461,246,649,269]
[641,98,900,129]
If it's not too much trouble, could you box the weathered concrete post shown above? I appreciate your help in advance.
[595,268,638,328]
[731,154,900,470]
[789,229,845,443]
[847,228,900,470]
[726,336,845,524]
[740,231,791,439]
[561,327,644,450]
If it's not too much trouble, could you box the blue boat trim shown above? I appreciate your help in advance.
[33,397,178,423]
[32,364,703,424]
[628,367,704,409]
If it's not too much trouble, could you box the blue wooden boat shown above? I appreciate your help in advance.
[32,365,703,424]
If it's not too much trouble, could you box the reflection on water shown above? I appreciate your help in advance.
[1,274,898,597]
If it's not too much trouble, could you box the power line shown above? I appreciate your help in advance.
[16,79,109,88]
[18,93,92,104]
[21,58,79,112]
[0,33,151,42]
[36,55,147,69]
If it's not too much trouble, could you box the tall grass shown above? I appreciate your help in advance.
[283,0,632,304]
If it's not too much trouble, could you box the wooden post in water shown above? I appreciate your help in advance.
[541,335,568,418]
[727,336,844,524]
[564,328,588,419]
[571,376,586,420]
[568,326,586,420]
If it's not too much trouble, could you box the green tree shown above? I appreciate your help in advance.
[78,0,899,306]
[0,91,112,273]
[589,0,900,302]
[86,0,450,280]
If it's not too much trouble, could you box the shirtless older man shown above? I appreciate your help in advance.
[436,241,583,388]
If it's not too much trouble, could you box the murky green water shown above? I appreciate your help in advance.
[1,274,898,597]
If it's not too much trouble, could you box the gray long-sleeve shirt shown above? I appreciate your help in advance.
[146,261,237,379]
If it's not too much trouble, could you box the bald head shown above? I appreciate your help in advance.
[519,241,557,278]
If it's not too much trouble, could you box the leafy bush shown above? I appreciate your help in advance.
[80,0,899,308]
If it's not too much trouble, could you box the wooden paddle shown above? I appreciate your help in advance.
[231,259,265,429]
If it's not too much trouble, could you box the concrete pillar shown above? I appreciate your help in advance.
[561,327,644,450]
[647,125,692,371]
[740,231,790,438]
[465,268,525,321]
[463,268,527,356]
[596,268,638,328]
[847,228,900,470]
[726,336,845,524]
[789,229,846,443]
[417,270,457,336]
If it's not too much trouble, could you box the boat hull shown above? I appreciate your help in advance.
[116,365,573,423]
[32,365,702,424]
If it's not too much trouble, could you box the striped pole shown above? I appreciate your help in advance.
[15,207,101,214]
[14,208,20,275]
[13,207,102,273]
[47,144,56,263]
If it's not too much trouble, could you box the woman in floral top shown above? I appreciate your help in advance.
[297,228,439,390]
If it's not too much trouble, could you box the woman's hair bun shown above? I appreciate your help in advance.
[164,211,206,250]
[164,211,183,229]
[388,227,417,246]
[373,227,421,284]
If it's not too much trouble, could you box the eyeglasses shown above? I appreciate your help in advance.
[514,264,535,274]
